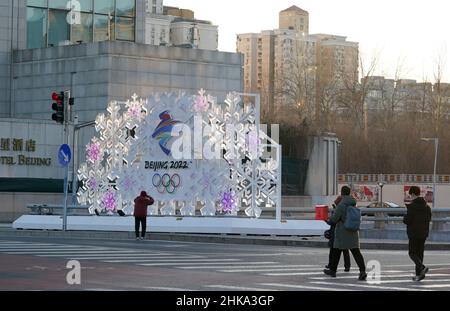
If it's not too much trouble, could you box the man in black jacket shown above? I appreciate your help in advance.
[403,186,432,281]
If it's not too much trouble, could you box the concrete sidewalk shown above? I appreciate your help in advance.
[1,223,449,250]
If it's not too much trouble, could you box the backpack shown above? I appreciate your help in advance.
[343,205,361,232]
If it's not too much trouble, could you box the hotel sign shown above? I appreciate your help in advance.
[0,138,52,166]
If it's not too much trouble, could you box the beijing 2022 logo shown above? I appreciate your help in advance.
[152,110,181,156]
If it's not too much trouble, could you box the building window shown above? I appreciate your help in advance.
[94,14,112,41]
[115,16,134,41]
[26,7,48,49]
[26,0,136,48]
[79,0,93,12]
[116,0,135,17]
[160,29,166,44]
[72,13,93,44]
[94,0,115,14]
[48,8,70,46]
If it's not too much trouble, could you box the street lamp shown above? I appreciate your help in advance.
[378,182,384,207]
[421,138,439,207]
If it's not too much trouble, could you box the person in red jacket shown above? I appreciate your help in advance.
[134,191,154,240]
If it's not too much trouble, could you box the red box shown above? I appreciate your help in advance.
[315,205,329,221]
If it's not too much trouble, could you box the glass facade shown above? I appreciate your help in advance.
[26,0,135,49]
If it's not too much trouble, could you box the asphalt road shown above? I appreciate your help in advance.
[0,236,449,291]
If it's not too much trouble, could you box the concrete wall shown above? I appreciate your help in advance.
[12,41,243,122]
[0,192,63,223]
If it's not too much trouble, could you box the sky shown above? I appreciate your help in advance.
[165,0,450,82]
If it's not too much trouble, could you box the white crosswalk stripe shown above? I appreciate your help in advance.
[205,285,280,291]
[263,271,326,276]
[144,286,197,291]
[137,259,242,266]
[310,273,450,280]
[310,281,433,291]
[259,283,355,291]
[34,252,175,257]
[218,267,361,273]
[352,278,450,284]
[179,264,315,270]
[7,250,153,255]
[72,256,203,261]
[412,284,450,288]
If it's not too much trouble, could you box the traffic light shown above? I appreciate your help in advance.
[51,91,64,124]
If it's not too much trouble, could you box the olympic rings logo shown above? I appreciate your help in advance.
[152,173,181,194]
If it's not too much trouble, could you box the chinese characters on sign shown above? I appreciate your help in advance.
[0,138,51,166]
[0,138,36,152]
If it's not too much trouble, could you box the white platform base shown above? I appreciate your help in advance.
[13,215,329,236]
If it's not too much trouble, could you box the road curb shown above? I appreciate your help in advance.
[1,228,450,250]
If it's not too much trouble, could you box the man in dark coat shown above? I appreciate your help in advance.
[403,186,432,281]
[134,191,154,240]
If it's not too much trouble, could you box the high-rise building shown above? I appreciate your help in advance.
[237,6,359,119]
[279,5,309,34]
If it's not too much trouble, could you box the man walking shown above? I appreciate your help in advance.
[403,186,432,281]
[324,186,367,280]
[133,191,154,240]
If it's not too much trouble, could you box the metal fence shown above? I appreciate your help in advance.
[263,207,450,232]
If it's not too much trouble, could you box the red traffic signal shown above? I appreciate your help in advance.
[51,91,65,124]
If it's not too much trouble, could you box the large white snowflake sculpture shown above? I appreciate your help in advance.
[77,90,281,218]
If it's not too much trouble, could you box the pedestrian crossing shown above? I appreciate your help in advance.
[1,240,449,291]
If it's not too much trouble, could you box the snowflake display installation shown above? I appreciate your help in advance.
[77,90,281,218]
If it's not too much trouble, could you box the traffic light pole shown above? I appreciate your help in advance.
[62,90,71,231]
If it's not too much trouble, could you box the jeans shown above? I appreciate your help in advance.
[409,238,426,275]
[330,248,365,273]
[328,248,351,269]
[135,216,147,238]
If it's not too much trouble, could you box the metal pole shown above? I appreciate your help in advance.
[433,139,438,208]
[62,90,70,231]
[63,165,69,231]
[276,145,282,222]
[71,116,78,204]
[380,186,383,206]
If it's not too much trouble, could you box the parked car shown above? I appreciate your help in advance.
[363,202,401,216]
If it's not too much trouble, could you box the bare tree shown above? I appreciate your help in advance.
[431,48,447,136]
[338,50,380,140]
